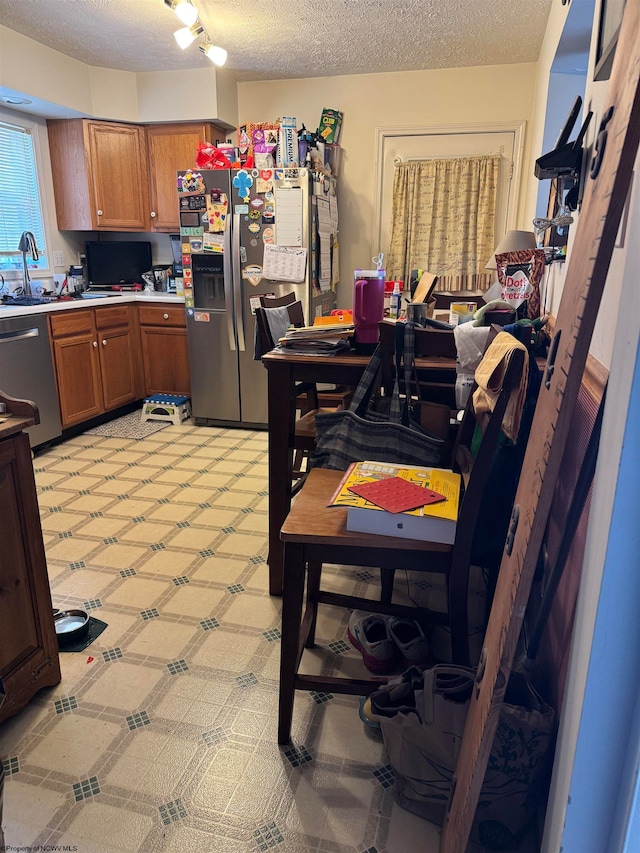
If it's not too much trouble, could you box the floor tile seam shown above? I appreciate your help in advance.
[44,794,158,847]
[50,566,136,602]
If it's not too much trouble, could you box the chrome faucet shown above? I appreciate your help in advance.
[18,231,39,297]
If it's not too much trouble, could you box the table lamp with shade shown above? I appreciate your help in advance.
[485,230,537,272]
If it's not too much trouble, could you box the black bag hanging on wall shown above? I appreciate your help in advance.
[310,322,444,471]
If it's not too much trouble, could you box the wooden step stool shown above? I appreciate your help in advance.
[141,395,191,426]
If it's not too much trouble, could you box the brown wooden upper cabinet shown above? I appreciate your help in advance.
[47,118,228,232]
[147,122,226,231]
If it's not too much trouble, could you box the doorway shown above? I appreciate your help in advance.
[372,122,526,272]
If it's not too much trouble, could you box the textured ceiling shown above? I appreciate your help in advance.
[0,0,555,82]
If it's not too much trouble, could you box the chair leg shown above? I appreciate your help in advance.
[448,573,470,666]
[380,568,395,604]
[278,542,306,745]
[305,561,322,648]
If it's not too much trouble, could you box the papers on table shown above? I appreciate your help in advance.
[277,322,354,356]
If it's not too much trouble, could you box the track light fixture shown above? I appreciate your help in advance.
[164,1,229,66]
[199,41,228,67]
[174,23,204,49]
[164,0,199,27]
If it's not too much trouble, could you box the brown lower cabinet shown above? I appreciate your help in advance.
[138,304,191,396]
[50,305,143,428]
[0,421,61,723]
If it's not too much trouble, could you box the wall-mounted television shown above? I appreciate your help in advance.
[85,240,152,288]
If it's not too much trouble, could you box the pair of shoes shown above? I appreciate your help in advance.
[347,610,430,674]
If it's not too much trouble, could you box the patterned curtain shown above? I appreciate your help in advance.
[387,155,500,292]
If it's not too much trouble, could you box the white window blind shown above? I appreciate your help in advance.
[0,119,48,269]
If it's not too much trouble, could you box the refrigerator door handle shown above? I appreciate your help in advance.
[232,212,246,352]
[223,217,236,351]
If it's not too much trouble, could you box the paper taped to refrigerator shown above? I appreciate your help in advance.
[274,187,303,246]
[316,197,332,291]
[263,244,307,282]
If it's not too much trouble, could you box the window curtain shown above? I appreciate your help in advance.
[387,154,500,292]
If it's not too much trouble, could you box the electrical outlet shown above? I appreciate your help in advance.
[53,250,64,267]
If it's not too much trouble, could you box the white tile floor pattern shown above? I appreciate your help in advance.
[0,422,508,853]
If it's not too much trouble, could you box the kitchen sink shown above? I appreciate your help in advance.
[1,296,54,307]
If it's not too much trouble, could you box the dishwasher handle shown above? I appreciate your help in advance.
[0,327,40,344]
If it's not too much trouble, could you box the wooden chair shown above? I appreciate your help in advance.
[256,293,352,480]
[277,340,526,744]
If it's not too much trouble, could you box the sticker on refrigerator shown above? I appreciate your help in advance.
[183,268,193,283]
[194,311,211,323]
[186,307,194,316]
[177,171,205,194]
[233,169,253,200]
[262,202,275,222]
[249,293,274,315]
[250,197,264,210]
[257,179,273,194]
[248,209,261,220]
[189,237,203,252]
[206,193,228,233]
[179,194,207,210]
[180,215,202,230]
[248,222,260,234]
[260,169,273,181]
[262,227,275,245]
[235,204,249,215]
[241,264,263,287]
[203,232,224,253]
[181,243,191,254]
[182,254,191,267]
[240,246,247,263]
[185,297,194,309]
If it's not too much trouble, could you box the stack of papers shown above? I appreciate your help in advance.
[277,323,354,356]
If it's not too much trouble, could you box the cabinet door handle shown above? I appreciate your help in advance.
[102,339,107,346]
[163,313,169,320]
[97,209,103,216]
[151,211,156,218]
[93,340,98,347]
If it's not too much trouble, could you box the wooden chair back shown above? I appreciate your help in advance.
[255,293,305,353]
[378,320,457,409]
[445,344,526,661]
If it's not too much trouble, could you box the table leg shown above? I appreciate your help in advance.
[267,364,295,596]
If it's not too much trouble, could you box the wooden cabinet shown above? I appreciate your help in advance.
[50,305,142,427]
[48,119,228,232]
[0,404,60,724]
[138,304,191,396]
[147,122,227,232]
[48,119,150,231]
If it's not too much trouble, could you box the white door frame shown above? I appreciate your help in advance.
[371,120,527,257]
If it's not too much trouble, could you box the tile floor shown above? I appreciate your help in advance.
[1,421,510,853]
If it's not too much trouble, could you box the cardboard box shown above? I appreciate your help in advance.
[318,108,343,144]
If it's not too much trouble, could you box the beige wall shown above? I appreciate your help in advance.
[238,64,537,305]
[0,26,238,127]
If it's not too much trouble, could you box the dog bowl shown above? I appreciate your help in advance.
[54,609,90,646]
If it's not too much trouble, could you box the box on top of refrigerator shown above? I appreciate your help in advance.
[318,108,343,144]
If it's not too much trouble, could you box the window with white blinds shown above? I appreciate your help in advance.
[0,118,48,274]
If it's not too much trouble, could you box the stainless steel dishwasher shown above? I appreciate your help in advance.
[0,313,62,448]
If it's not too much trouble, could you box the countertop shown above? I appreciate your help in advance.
[0,291,185,320]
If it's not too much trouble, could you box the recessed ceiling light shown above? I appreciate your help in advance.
[1,96,32,106]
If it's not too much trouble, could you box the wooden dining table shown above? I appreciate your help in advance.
[261,346,457,596]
